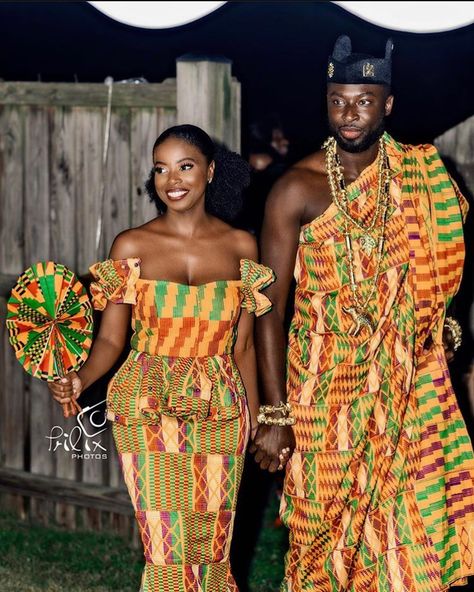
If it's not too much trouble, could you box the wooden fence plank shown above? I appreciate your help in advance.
[0,103,26,488]
[0,80,176,108]
[75,108,104,276]
[79,396,109,529]
[0,466,133,514]
[49,106,77,270]
[157,107,178,135]
[0,105,24,279]
[101,108,131,258]
[50,395,80,529]
[130,108,159,228]
[24,106,51,267]
[0,296,27,516]
[23,105,56,524]
[49,105,80,527]
[0,313,27,470]
[177,58,236,149]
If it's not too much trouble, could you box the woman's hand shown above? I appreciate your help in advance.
[47,371,83,418]
[249,424,296,473]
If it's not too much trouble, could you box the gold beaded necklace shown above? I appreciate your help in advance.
[324,136,392,336]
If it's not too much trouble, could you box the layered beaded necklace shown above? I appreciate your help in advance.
[324,136,392,336]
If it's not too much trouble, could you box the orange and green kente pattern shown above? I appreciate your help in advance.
[282,133,474,592]
[89,257,274,592]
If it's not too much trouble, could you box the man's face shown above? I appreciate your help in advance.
[327,83,394,153]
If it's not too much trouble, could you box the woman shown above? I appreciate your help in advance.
[48,124,277,591]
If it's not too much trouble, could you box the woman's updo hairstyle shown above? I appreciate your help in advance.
[145,124,251,223]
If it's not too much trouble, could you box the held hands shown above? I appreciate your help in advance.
[47,371,83,418]
[442,325,456,363]
[422,318,462,363]
[249,424,296,473]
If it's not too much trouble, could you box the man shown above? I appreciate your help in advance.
[250,35,474,591]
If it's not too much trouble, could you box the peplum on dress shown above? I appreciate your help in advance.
[89,257,274,592]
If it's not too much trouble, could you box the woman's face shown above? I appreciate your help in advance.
[152,137,215,213]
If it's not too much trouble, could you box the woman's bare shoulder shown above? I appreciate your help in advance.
[208,218,258,262]
[230,227,258,260]
[109,219,162,259]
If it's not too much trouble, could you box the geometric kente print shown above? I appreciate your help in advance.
[281,134,474,592]
[90,257,274,591]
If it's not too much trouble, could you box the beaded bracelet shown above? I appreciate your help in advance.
[444,316,462,352]
[257,401,296,426]
[258,402,292,417]
[257,414,296,426]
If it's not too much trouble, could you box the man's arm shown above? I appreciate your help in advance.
[249,169,308,472]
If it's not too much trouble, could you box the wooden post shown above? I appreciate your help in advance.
[177,56,241,152]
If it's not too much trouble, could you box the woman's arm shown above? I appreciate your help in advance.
[48,233,136,416]
[233,308,259,439]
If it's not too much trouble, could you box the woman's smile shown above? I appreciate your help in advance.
[166,187,189,200]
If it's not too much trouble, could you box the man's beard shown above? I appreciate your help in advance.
[329,119,386,153]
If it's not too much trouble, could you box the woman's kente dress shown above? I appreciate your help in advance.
[89,257,274,592]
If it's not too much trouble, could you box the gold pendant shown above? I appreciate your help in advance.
[360,234,377,256]
[342,306,375,336]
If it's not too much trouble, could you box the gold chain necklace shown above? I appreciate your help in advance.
[325,136,392,336]
[325,136,388,256]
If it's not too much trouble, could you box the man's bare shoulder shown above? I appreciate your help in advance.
[265,150,330,224]
[270,151,326,199]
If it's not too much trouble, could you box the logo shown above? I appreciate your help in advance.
[46,399,108,460]
[363,62,375,77]
[328,62,335,78]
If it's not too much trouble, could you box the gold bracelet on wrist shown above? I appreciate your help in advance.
[257,401,296,426]
[258,401,292,417]
[444,316,462,352]
[256,414,296,426]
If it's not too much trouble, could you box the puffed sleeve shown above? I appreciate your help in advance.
[88,258,141,310]
[239,258,275,317]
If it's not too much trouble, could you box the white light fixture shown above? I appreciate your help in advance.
[88,1,226,29]
[88,1,474,33]
[333,1,474,33]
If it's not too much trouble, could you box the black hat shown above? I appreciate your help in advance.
[327,35,393,85]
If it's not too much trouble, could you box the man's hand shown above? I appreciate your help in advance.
[249,424,296,473]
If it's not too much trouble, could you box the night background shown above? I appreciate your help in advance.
[0,3,474,591]
[1,0,474,156]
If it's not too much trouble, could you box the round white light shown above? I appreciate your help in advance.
[333,1,474,33]
[88,1,226,29]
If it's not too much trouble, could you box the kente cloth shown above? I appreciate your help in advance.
[281,133,474,592]
[89,257,274,592]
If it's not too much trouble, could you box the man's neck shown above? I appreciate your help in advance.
[336,141,380,184]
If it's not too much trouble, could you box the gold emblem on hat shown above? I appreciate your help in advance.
[328,62,335,78]
[363,63,375,77]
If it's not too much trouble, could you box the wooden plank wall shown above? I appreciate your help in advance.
[0,81,177,534]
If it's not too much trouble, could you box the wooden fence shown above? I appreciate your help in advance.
[0,56,241,538]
